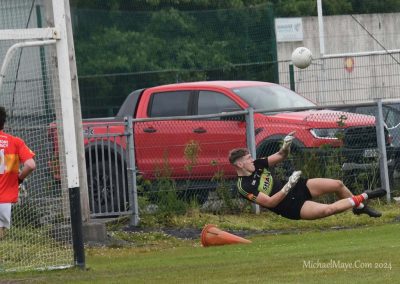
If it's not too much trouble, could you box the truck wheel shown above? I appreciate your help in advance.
[256,141,280,159]
[87,156,128,215]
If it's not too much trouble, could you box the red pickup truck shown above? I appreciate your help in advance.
[51,81,393,212]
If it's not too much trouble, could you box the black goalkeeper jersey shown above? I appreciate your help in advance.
[236,158,284,202]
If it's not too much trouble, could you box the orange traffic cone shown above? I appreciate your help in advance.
[201,224,252,247]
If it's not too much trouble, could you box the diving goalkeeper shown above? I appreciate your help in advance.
[229,132,386,220]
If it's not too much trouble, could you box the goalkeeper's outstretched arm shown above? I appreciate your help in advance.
[268,131,295,167]
[256,171,302,208]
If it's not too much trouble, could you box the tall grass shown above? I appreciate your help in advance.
[0,227,73,271]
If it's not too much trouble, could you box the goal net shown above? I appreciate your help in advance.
[0,0,79,272]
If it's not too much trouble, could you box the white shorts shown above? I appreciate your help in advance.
[0,203,12,228]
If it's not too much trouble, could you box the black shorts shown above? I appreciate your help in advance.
[269,178,312,220]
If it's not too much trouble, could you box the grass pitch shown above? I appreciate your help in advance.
[0,222,399,283]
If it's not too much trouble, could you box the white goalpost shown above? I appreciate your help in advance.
[0,0,84,271]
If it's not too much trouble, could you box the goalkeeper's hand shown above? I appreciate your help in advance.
[281,131,296,153]
[288,170,302,187]
[281,171,302,195]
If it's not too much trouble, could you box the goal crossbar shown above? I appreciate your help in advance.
[0,27,59,41]
[0,39,56,90]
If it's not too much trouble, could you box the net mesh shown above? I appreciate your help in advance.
[0,0,73,272]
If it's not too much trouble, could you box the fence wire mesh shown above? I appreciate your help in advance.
[134,106,392,214]
[70,5,400,118]
[68,3,400,221]
[83,100,398,219]
[72,3,277,118]
[278,53,400,105]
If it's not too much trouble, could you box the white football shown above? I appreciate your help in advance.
[291,47,312,69]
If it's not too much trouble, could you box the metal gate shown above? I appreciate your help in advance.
[83,119,133,218]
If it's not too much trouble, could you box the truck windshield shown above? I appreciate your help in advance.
[231,85,316,111]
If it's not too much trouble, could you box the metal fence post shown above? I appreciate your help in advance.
[375,99,391,202]
[245,107,260,214]
[289,63,295,91]
[126,116,140,226]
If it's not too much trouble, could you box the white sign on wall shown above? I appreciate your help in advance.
[275,18,303,42]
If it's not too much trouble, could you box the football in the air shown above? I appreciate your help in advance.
[291,47,312,69]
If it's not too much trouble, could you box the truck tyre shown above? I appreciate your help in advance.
[256,141,280,159]
[87,154,128,215]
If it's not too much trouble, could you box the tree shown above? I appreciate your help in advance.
[74,3,277,117]
[71,0,400,117]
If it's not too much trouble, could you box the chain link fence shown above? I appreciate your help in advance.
[69,4,400,221]
[71,4,277,118]
[84,101,397,220]
[278,53,400,105]
[71,6,400,118]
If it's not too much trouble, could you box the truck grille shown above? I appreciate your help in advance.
[343,126,388,148]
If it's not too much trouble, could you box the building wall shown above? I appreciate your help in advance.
[276,13,400,105]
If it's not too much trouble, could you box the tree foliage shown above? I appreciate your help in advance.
[70,0,267,11]
[272,0,352,16]
[70,0,400,117]
[71,0,400,14]
[74,3,277,117]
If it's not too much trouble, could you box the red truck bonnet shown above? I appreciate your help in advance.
[261,109,376,128]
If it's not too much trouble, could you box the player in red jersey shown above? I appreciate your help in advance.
[0,107,36,239]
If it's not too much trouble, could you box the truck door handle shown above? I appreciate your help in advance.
[143,127,157,133]
[193,127,206,134]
